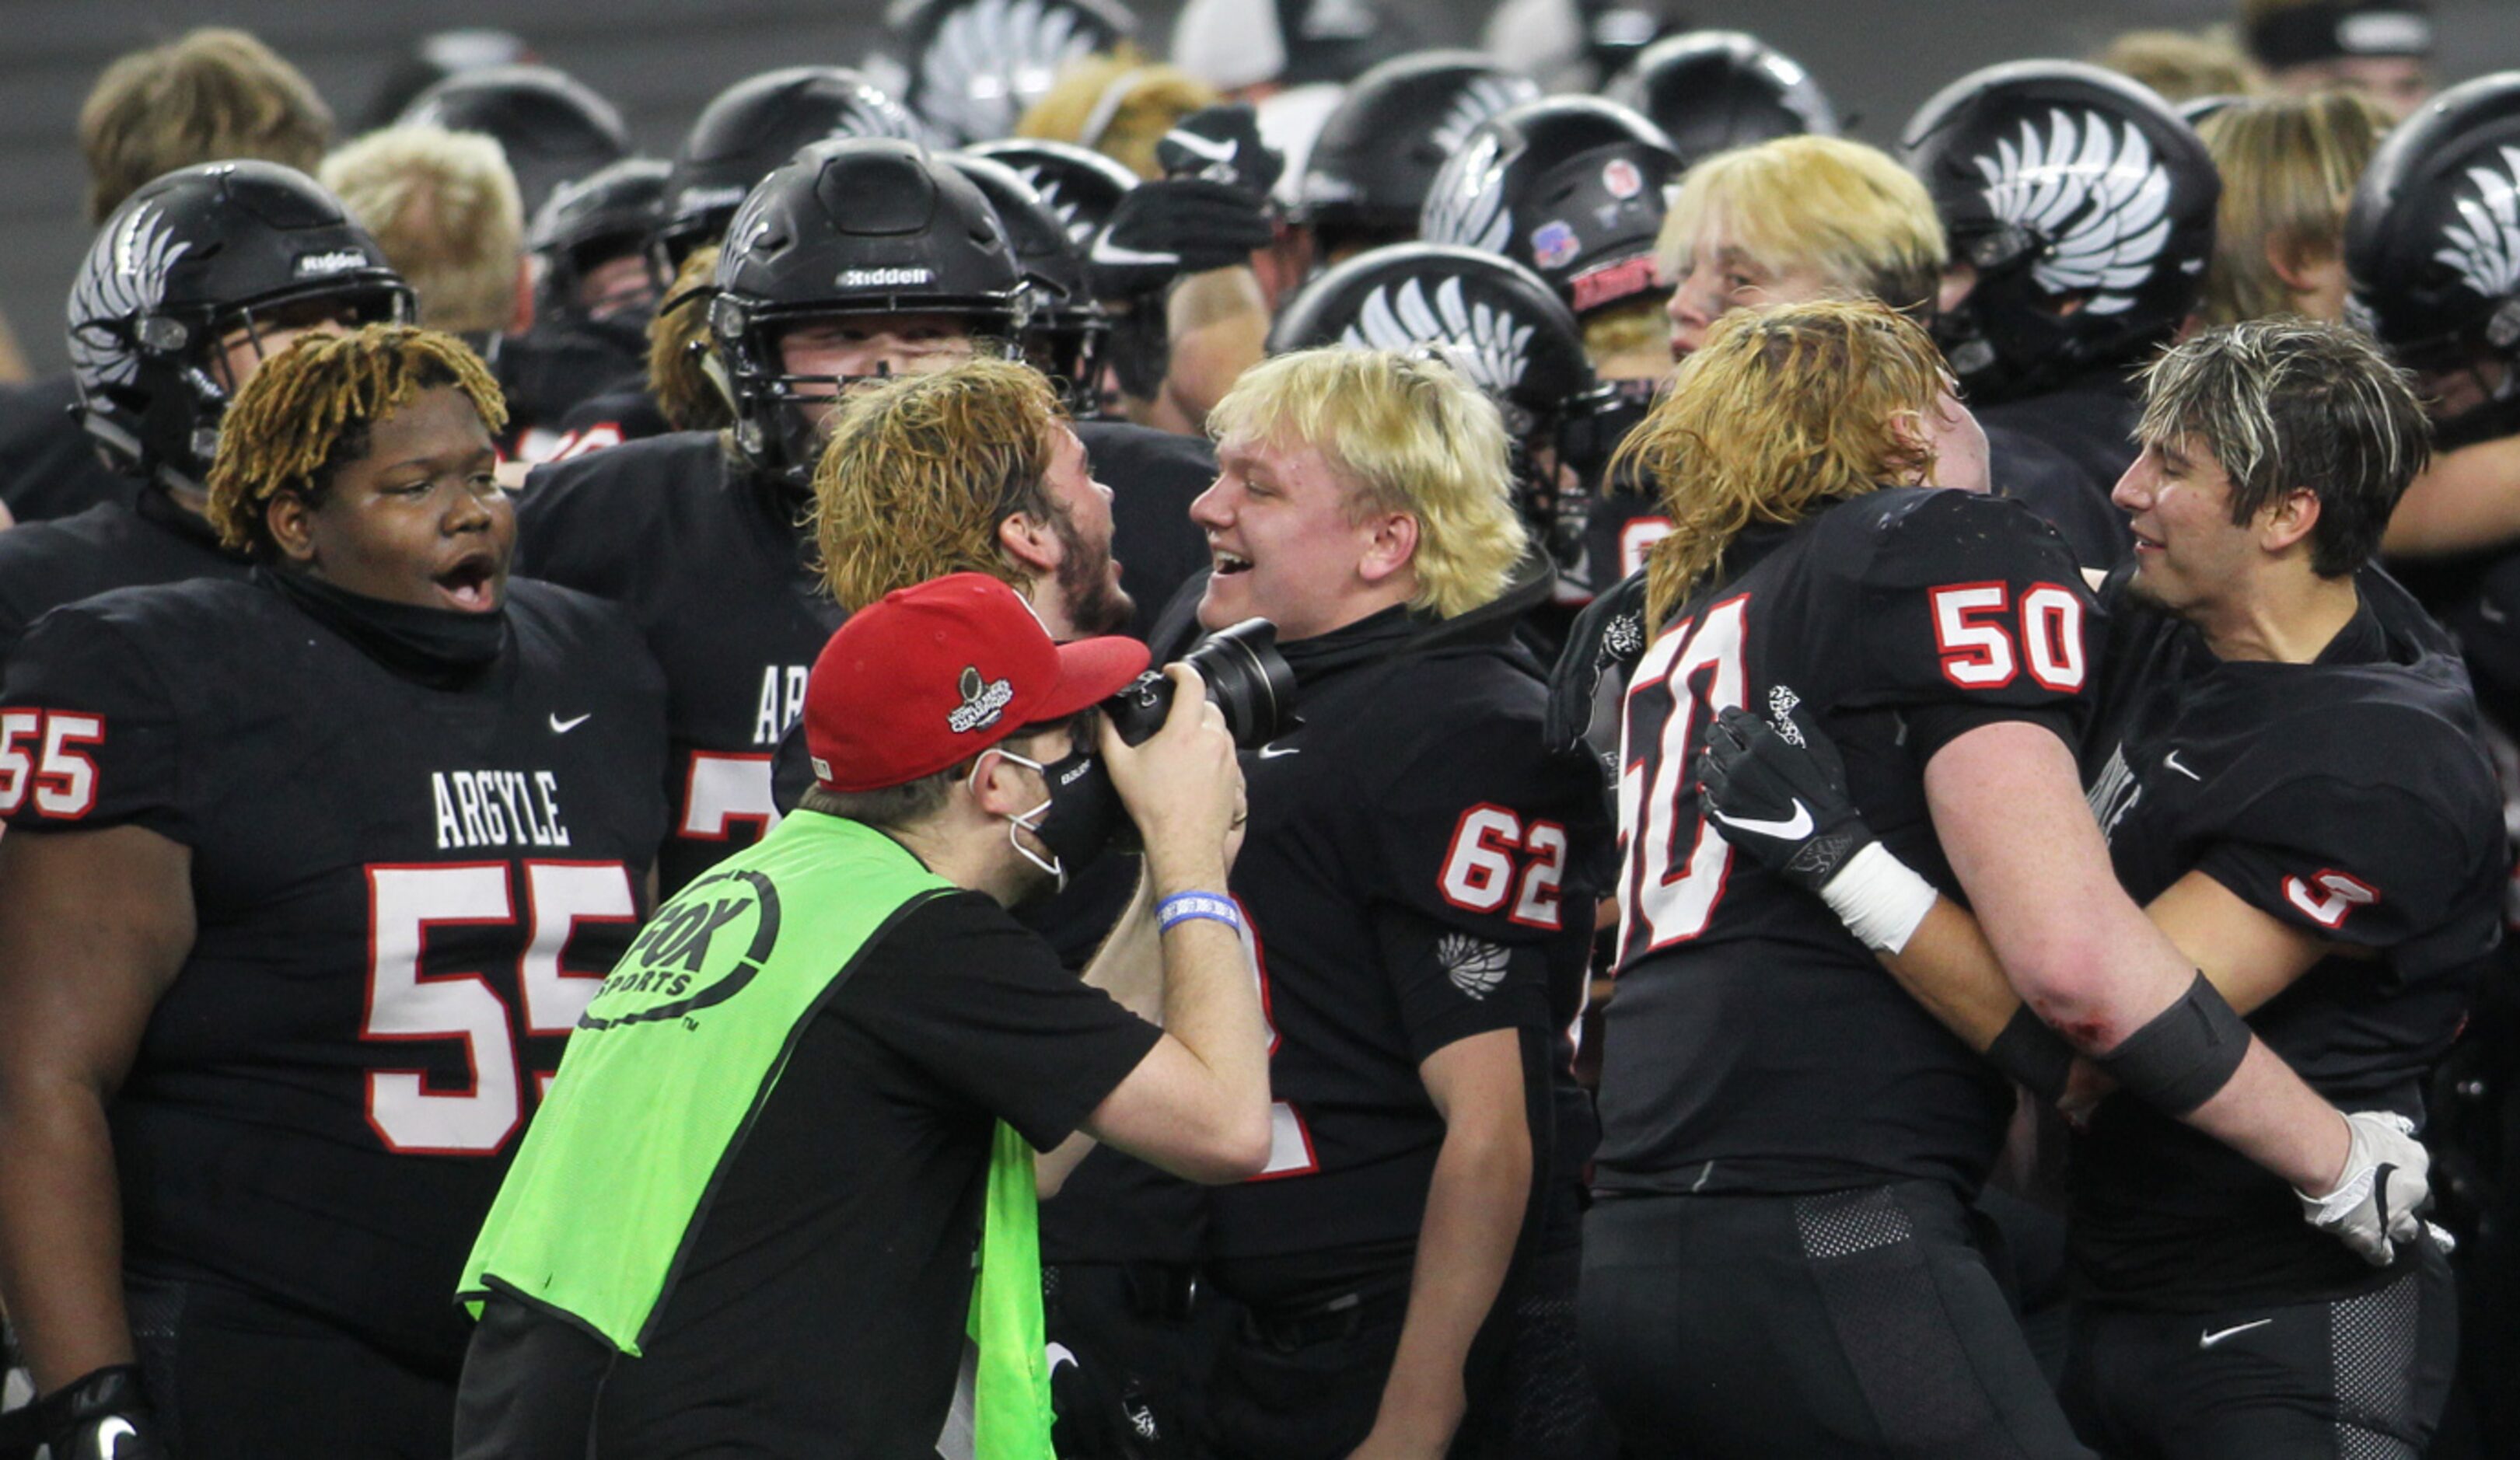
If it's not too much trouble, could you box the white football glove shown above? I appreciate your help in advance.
[2298,1110,2430,1266]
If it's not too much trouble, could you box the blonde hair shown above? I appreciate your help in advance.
[650,244,729,433]
[320,124,523,334]
[2197,90,2388,327]
[1625,299,1945,630]
[207,323,505,555]
[1582,298,1669,372]
[1208,348,1526,619]
[2094,29,2264,103]
[1017,54,1215,180]
[80,27,332,224]
[1658,135,1945,320]
[812,357,1066,609]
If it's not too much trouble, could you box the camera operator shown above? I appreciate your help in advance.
[455,573,1272,1456]
[1155,347,1610,1458]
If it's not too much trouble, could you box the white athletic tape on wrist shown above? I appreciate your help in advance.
[1819,843,1939,955]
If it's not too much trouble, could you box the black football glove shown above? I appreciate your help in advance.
[1695,696,1875,895]
[1086,106,1281,297]
[37,1365,163,1460]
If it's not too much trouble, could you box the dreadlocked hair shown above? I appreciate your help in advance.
[206,323,505,556]
[1628,299,1945,634]
[810,357,1065,610]
[651,244,729,433]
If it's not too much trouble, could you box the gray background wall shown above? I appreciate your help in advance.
[4,0,2515,376]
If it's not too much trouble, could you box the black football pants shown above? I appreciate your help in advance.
[1579,1182,2095,1458]
[2057,1243,2455,1459]
[124,1273,456,1458]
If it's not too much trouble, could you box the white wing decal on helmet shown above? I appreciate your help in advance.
[1421,132,1513,255]
[1012,166,1096,246]
[921,0,1098,145]
[66,202,191,392]
[1430,75,1540,157]
[2438,145,2520,303]
[1973,108,2171,316]
[1337,275,1533,396]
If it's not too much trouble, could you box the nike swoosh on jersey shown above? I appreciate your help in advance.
[1047,1341,1078,1376]
[2164,749,2201,781]
[1089,235,1181,267]
[2197,1318,2272,1349]
[1257,742,1300,759]
[98,1417,138,1455]
[550,712,593,734]
[1706,799,1814,841]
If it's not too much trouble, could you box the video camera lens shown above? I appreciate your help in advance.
[1102,618,1298,749]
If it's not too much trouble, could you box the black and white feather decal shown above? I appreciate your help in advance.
[1012,165,1096,246]
[1437,933,1510,1000]
[1337,274,1533,397]
[832,86,925,144]
[1973,108,2171,316]
[1430,75,1539,157]
[1421,132,1513,255]
[2438,144,2520,304]
[920,0,1099,145]
[67,201,190,393]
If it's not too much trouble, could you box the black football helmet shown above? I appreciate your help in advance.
[963,138,1139,260]
[1296,52,1540,250]
[1603,30,1838,162]
[1419,96,1683,319]
[527,156,671,333]
[945,153,1109,408]
[709,139,1028,489]
[1268,243,1604,564]
[654,68,924,280]
[2345,73,2520,387]
[1903,60,2219,404]
[66,161,413,493]
[890,0,1135,146]
[399,64,630,215]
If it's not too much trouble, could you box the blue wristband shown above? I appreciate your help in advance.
[1157,891,1243,935]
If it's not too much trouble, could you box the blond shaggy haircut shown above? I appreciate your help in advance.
[321,125,523,335]
[813,358,1066,610]
[81,27,332,224]
[1625,300,1946,630]
[1658,135,1945,322]
[2196,90,2388,327]
[1209,348,1527,620]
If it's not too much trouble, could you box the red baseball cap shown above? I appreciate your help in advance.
[805,573,1151,792]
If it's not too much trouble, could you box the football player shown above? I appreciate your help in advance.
[1602,30,1838,162]
[1287,52,1540,270]
[0,161,411,658]
[393,62,627,217]
[1701,316,2495,1458]
[1573,299,2432,1457]
[1906,61,2222,562]
[1171,347,1610,1458]
[0,324,667,1458]
[501,156,671,460]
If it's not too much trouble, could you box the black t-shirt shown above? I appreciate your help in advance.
[2069,568,2506,1310]
[1,573,669,1374]
[1202,582,1610,1278]
[1593,487,2099,1198]
[578,889,1160,1456]
[517,431,845,897]
[1072,419,1215,646]
[0,375,135,525]
[0,491,246,659]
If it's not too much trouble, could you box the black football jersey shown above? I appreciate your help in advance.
[1978,373,2141,547]
[2070,568,2506,1308]
[545,386,673,463]
[496,322,647,462]
[516,431,844,896]
[0,375,135,525]
[1987,419,2128,569]
[0,491,248,658]
[0,574,669,1371]
[1072,419,1215,646]
[1203,568,1611,1269]
[1596,487,2099,1198]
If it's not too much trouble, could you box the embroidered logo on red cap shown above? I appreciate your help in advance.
[947,665,1015,733]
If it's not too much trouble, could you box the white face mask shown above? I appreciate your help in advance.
[973,747,1064,892]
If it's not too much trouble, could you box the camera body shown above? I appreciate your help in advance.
[1102,618,1298,749]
